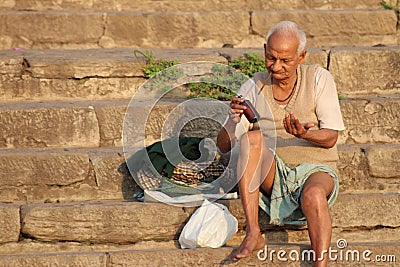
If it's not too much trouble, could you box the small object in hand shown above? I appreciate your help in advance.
[237,95,260,123]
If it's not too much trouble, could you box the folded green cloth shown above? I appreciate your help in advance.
[126,136,207,178]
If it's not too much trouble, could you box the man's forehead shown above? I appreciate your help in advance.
[265,45,297,57]
[265,34,299,55]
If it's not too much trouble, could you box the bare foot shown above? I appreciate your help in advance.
[232,231,265,261]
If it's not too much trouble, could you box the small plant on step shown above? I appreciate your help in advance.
[134,49,183,92]
[134,49,178,78]
[187,53,266,100]
[379,0,399,10]
[187,63,249,100]
[228,52,266,77]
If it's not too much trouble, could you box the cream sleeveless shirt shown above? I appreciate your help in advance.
[232,64,345,170]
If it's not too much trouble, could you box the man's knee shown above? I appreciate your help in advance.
[301,185,329,211]
[240,130,263,148]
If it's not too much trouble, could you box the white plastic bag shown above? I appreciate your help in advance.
[179,199,238,249]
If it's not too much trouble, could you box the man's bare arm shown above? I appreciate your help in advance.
[216,97,246,153]
[217,119,238,153]
[283,112,338,148]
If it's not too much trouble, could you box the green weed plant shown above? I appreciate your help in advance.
[134,49,266,100]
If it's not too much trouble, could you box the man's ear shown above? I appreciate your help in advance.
[298,50,307,64]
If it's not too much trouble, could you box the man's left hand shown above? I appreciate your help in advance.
[283,112,315,138]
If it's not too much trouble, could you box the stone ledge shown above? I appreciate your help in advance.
[0,143,399,204]
[17,193,400,244]
[0,242,398,267]
[20,201,190,244]
[1,227,399,255]
[1,47,400,102]
[0,100,102,149]
[0,0,386,12]
[1,96,399,150]
[0,204,20,243]
[252,10,398,48]
[330,46,400,96]
[338,95,400,144]
[337,144,400,194]
[0,10,397,49]
[0,144,400,204]
[108,243,400,267]
[0,252,107,267]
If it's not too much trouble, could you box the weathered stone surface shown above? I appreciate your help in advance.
[0,252,107,267]
[144,103,179,146]
[101,96,400,149]
[0,242,397,267]
[223,193,400,230]
[330,46,400,96]
[21,48,145,79]
[252,10,398,47]
[330,242,399,267]
[0,150,89,187]
[89,149,125,193]
[20,193,399,243]
[0,7,397,49]
[0,101,100,149]
[108,242,400,267]
[261,227,400,245]
[0,204,20,243]
[0,50,146,101]
[4,47,400,102]
[230,234,400,266]
[101,11,250,49]
[21,202,189,243]
[0,11,105,50]
[94,101,128,147]
[1,229,399,258]
[0,0,385,11]
[366,144,400,178]
[35,77,144,101]
[109,246,300,266]
[1,144,398,204]
[0,150,90,202]
[0,53,24,75]
[98,99,212,147]
[337,145,400,194]
[0,147,129,204]
[330,193,400,228]
[338,96,400,144]
[110,245,300,266]
[0,75,41,102]
[0,48,228,102]
[337,145,370,193]
[0,239,176,255]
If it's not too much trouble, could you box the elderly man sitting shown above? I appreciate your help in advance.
[217,20,345,267]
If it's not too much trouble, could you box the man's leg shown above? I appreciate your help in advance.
[301,172,335,267]
[233,130,276,260]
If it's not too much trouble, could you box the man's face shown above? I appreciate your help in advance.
[264,32,306,81]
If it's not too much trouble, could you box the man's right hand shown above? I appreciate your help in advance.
[228,96,247,124]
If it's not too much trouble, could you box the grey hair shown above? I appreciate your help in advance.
[265,21,307,55]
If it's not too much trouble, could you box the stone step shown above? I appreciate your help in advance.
[0,144,399,204]
[0,193,398,245]
[0,0,388,12]
[0,9,397,50]
[0,95,399,150]
[0,241,398,266]
[1,46,399,103]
